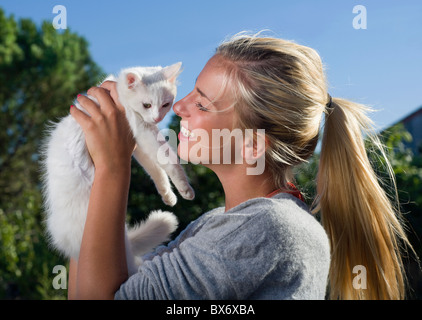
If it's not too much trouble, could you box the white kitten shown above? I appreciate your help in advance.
[41,63,193,275]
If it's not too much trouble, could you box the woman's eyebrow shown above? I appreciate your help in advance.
[195,77,212,102]
[196,87,212,102]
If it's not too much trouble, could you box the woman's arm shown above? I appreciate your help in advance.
[68,258,77,299]
[69,84,135,299]
[76,164,130,299]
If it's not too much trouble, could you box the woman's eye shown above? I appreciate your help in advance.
[162,103,170,108]
[143,103,152,109]
[195,102,209,112]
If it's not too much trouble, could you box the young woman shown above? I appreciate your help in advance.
[68,33,413,300]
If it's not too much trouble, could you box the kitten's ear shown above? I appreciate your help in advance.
[126,72,140,89]
[163,62,183,84]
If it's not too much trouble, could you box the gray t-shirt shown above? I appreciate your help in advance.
[115,193,330,300]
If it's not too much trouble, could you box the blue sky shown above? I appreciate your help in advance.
[2,0,422,130]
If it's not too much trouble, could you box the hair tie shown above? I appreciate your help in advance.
[326,94,334,110]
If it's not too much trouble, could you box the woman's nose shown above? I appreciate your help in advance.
[173,95,190,118]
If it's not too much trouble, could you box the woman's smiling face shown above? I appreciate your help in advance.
[173,55,237,165]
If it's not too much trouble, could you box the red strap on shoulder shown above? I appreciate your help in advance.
[265,183,304,202]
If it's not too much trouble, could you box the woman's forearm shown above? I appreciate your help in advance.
[68,258,77,299]
[68,84,135,299]
[75,165,131,299]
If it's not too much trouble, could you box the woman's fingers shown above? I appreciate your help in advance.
[76,94,102,119]
[70,85,134,171]
[87,86,121,116]
[70,104,91,131]
[100,81,124,111]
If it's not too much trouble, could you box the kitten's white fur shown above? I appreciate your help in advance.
[41,63,193,275]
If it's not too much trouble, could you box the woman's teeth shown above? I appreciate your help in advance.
[181,126,195,138]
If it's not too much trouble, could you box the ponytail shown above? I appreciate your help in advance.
[214,32,415,299]
[317,97,413,299]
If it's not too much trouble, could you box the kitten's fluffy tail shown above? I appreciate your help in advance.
[128,210,178,257]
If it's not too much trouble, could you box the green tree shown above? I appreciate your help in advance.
[378,124,422,298]
[0,8,103,299]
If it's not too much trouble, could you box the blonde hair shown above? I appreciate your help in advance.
[215,33,414,299]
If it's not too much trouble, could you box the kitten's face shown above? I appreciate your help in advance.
[128,82,175,124]
[118,63,182,125]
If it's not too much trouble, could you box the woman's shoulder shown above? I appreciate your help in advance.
[268,193,328,242]
[196,194,330,299]
[198,193,329,251]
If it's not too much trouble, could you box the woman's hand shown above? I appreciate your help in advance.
[70,82,135,173]
[68,81,133,299]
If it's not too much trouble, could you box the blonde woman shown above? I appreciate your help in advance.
[68,33,413,300]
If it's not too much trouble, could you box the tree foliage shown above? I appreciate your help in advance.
[379,124,422,298]
[0,8,103,299]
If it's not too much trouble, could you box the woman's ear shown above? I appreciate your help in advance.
[241,130,267,162]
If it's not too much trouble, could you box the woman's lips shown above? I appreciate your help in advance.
[179,126,196,141]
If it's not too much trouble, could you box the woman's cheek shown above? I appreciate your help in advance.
[177,129,210,165]
[178,128,243,166]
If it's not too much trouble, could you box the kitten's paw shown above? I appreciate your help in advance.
[162,191,177,207]
[180,185,195,200]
